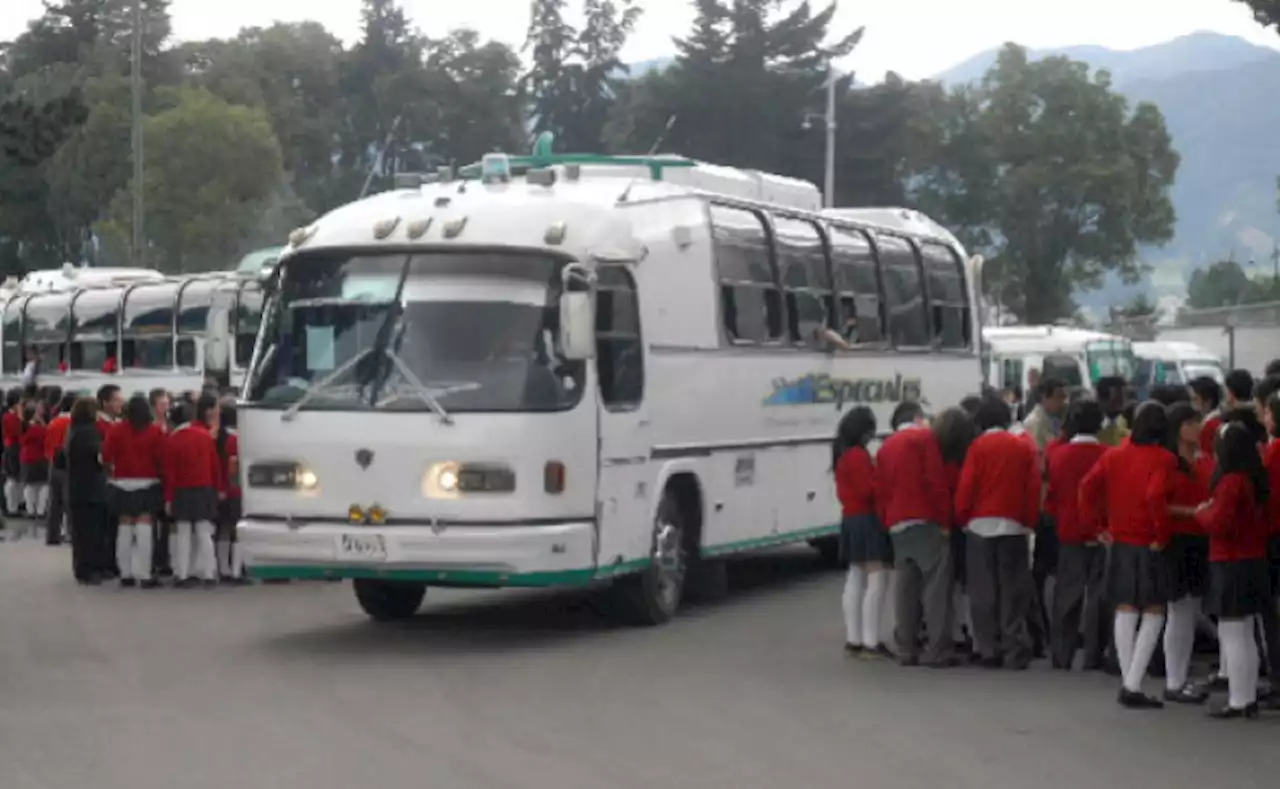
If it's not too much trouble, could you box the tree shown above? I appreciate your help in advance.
[1185,257,1280,308]
[523,0,641,152]
[913,45,1180,323]
[835,73,946,206]
[96,87,283,272]
[424,30,524,164]
[1235,0,1280,30]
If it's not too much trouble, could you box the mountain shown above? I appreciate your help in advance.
[934,32,1280,312]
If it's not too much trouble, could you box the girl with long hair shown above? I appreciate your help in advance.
[1195,421,1272,718]
[164,393,224,587]
[834,405,890,658]
[103,395,166,588]
[19,400,49,524]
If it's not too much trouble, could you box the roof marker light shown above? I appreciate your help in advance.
[544,221,567,245]
[480,153,511,184]
[288,225,317,247]
[442,216,468,239]
[527,167,557,187]
[406,217,433,240]
[373,217,401,240]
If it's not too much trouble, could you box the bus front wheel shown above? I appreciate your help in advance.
[615,490,687,626]
[353,579,427,622]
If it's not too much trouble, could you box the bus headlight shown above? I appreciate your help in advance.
[247,462,319,491]
[423,462,515,498]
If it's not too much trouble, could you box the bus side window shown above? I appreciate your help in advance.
[1002,358,1023,391]
[875,234,930,348]
[711,204,783,344]
[236,285,264,367]
[829,226,883,345]
[773,216,830,346]
[595,266,643,409]
[177,337,197,369]
[920,241,970,350]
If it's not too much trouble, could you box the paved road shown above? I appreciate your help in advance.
[1,538,1278,789]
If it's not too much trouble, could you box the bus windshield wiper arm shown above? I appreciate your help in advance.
[281,348,372,423]
[363,255,413,407]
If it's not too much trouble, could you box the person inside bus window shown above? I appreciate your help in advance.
[1096,376,1131,447]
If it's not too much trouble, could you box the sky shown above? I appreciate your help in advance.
[3,0,1279,81]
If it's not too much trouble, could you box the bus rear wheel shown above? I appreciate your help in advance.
[353,579,427,622]
[615,490,687,626]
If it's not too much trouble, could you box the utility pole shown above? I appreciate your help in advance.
[130,0,145,268]
[823,64,836,209]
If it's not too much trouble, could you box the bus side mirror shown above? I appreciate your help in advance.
[559,291,596,361]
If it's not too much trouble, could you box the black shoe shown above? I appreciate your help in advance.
[844,643,864,657]
[1163,684,1209,705]
[119,578,137,588]
[202,579,218,589]
[1118,689,1164,709]
[230,576,253,586]
[1203,670,1229,691]
[926,656,962,669]
[978,655,1003,669]
[139,579,160,589]
[174,577,197,589]
[1103,660,1122,677]
[1208,701,1260,719]
[81,576,102,586]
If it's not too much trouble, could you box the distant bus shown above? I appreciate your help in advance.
[984,325,1136,394]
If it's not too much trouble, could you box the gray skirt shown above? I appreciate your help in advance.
[1205,559,1271,619]
[839,513,893,566]
[1108,542,1174,608]
[112,484,161,519]
[171,486,219,524]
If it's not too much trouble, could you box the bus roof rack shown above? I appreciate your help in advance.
[456,132,698,182]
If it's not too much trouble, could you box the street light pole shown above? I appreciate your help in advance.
[822,63,836,209]
[130,0,144,268]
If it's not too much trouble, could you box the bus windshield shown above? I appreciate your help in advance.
[247,251,585,413]
[1085,340,1136,382]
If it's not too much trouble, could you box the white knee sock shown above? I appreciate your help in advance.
[216,540,233,578]
[1164,597,1198,690]
[230,542,244,577]
[132,522,154,582]
[115,520,135,580]
[863,569,888,648]
[194,520,217,580]
[1114,609,1139,678]
[5,479,21,512]
[23,484,38,515]
[1220,619,1253,708]
[1124,613,1166,693]
[35,484,48,517]
[172,521,193,580]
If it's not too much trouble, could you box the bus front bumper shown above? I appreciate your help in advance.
[237,517,622,587]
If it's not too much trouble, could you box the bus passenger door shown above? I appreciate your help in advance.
[592,267,653,574]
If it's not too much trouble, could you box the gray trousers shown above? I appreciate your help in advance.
[1051,543,1107,669]
[891,524,953,663]
[967,533,1033,666]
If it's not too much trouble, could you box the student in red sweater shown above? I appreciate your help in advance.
[1189,376,1223,458]
[956,396,1041,670]
[214,403,249,584]
[103,395,166,588]
[1160,402,1215,704]
[19,402,49,523]
[1045,399,1110,671]
[44,392,75,546]
[1080,401,1178,709]
[874,400,954,667]
[3,388,24,515]
[933,406,978,655]
[164,393,224,587]
[833,406,888,657]
[1194,421,1271,718]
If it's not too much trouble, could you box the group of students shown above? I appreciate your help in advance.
[0,382,249,589]
[835,363,1280,720]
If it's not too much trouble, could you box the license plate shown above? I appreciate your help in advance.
[336,533,388,561]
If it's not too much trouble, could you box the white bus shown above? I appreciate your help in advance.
[0,267,263,396]
[235,145,984,625]
[1131,341,1225,398]
[983,325,1136,395]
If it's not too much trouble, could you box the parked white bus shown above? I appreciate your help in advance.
[235,142,984,625]
[983,325,1136,394]
[1131,341,1225,397]
[0,266,263,395]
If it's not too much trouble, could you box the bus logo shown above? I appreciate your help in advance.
[763,373,924,408]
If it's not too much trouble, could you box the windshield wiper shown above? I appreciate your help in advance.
[363,255,413,407]
[281,349,375,423]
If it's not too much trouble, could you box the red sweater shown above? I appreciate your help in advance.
[1080,443,1178,548]
[19,423,46,465]
[1168,454,1215,535]
[2,411,20,448]
[44,414,70,461]
[163,424,224,503]
[1195,472,1269,562]
[96,415,115,441]
[955,429,1041,531]
[220,430,241,499]
[873,425,949,530]
[1045,438,1109,544]
[835,446,874,517]
[103,422,166,481]
[1265,440,1280,536]
[1200,414,1223,457]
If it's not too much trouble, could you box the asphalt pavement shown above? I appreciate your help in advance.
[1,536,1278,789]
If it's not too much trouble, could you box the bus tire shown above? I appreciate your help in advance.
[615,490,686,626]
[809,536,843,568]
[353,579,427,622]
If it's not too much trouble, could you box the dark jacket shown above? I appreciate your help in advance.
[66,421,107,506]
